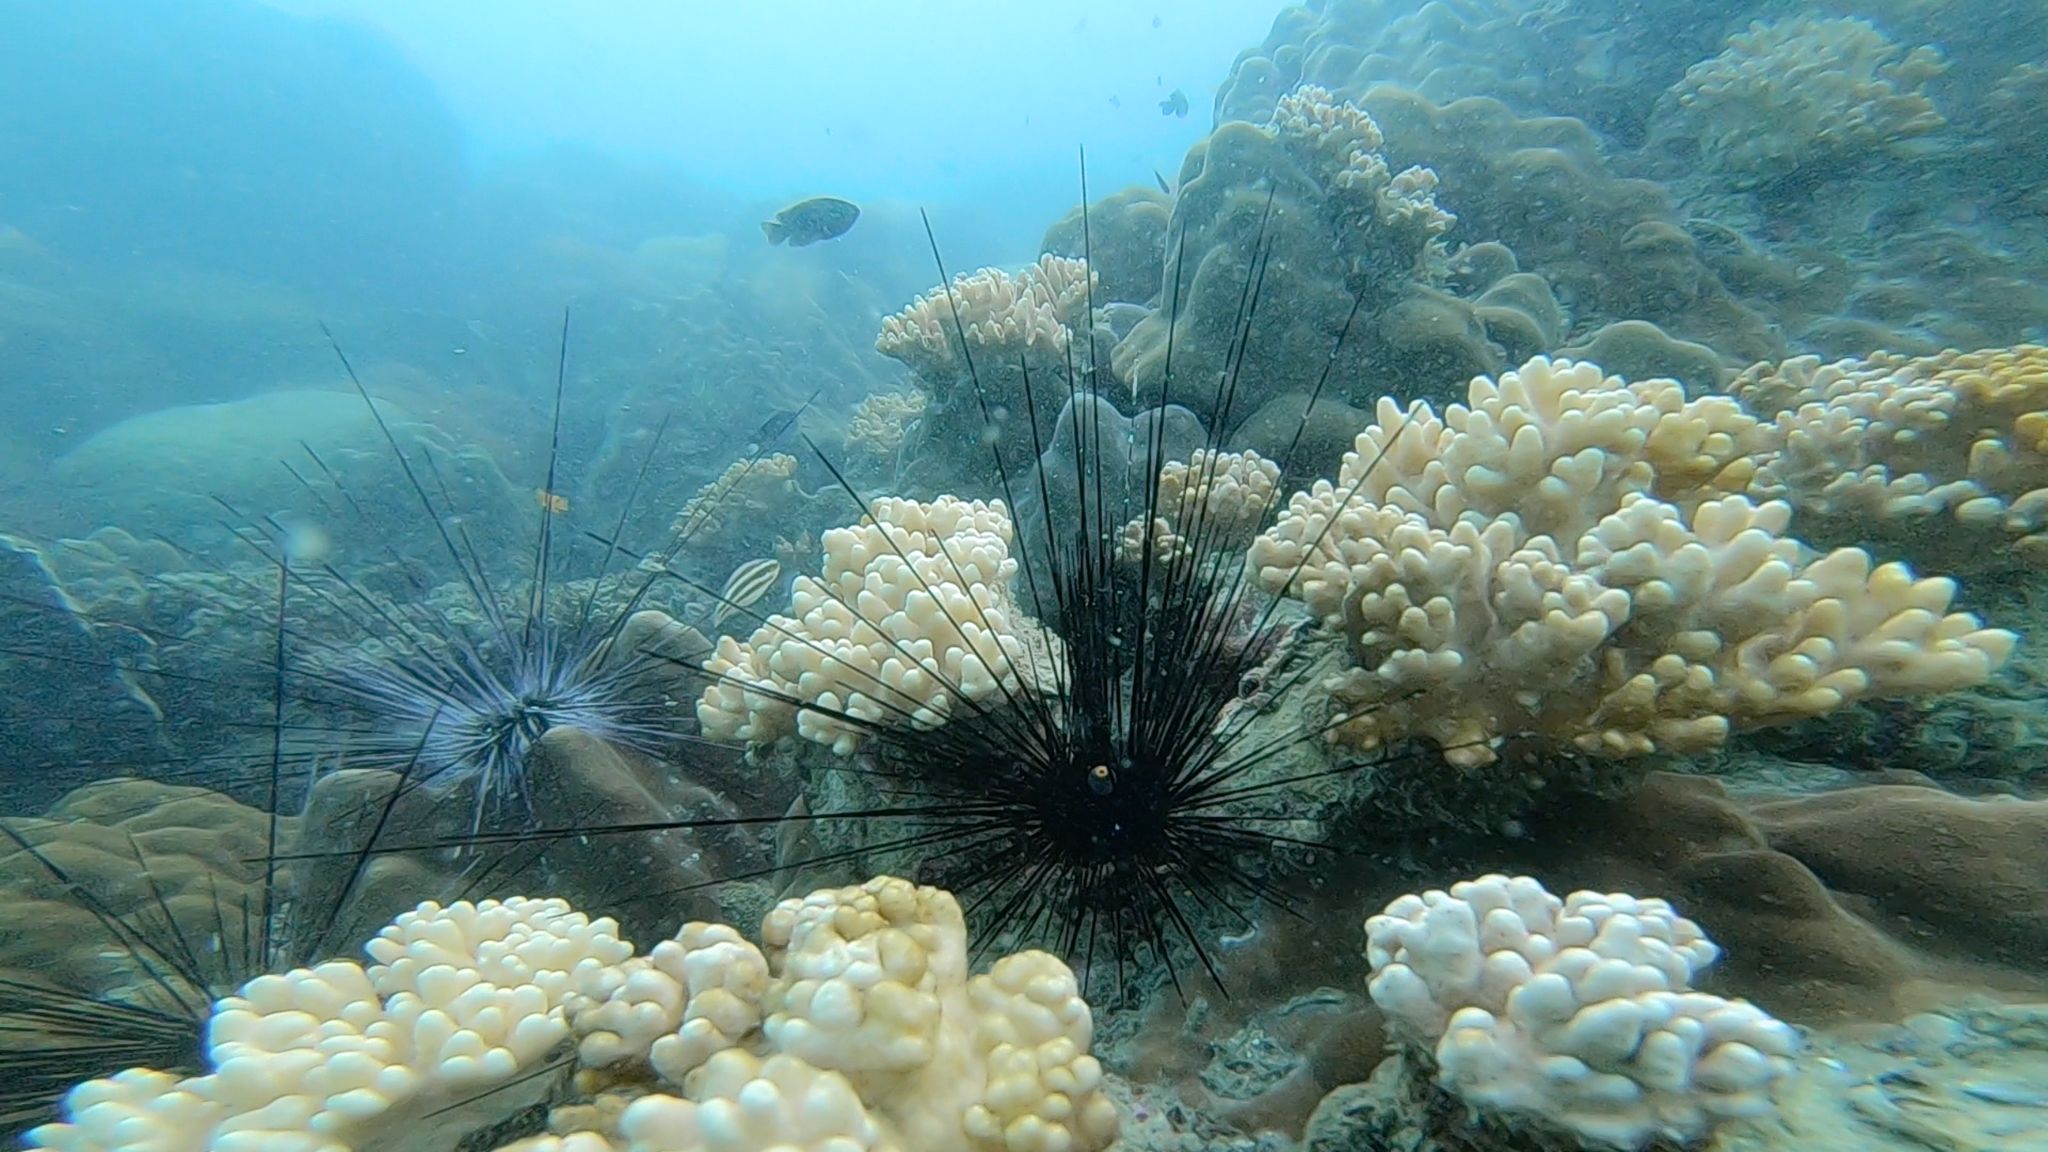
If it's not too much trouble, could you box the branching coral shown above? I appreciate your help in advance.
[874,254,1094,381]
[666,453,801,545]
[1270,84,1455,268]
[1736,344,2048,560]
[1366,873,1798,1150]
[844,389,927,463]
[31,878,1116,1152]
[567,876,1119,1152]
[1118,448,1282,564]
[1656,17,1948,185]
[29,897,634,1152]
[1250,356,2013,767]
[696,496,1059,754]
[874,255,1099,488]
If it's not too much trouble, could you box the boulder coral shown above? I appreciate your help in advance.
[1115,86,1523,429]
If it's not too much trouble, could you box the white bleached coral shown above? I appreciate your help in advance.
[1249,356,2013,766]
[32,879,1117,1152]
[30,897,636,1152]
[1735,344,2048,561]
[569,921,768,1078]
[1366,873,1798,1150]
[845,389,928,462]
[566,875,1118,1152]
[875,254,1095,379]
[696,495,1060,754]
[1656,17,1947,185]
[1119,448,1282,564]
[1271,84,1455,243]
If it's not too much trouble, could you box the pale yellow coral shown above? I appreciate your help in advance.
[36,880,1118,1152]
[1737,345,2048,555]
[845,389,928,461]
[1271,84,1454,239]
[875,255,1095,379]
[570,877,1116,1152]
[696,496,1061,753]
[1273,83,1387,165]
[1119,448,1282,564]
[666,452,800,546]
[1660,17,1947,182]
[1252,357,2014,766]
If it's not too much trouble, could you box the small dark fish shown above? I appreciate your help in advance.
[1154,169,1173,195]
[1159,89,1189,118]
[1109,95,1122,109]
[761,197,860,246]
[750,387,824,451]
[1152,15,1163,28]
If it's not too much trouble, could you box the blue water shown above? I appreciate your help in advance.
[1,1,2045,1149]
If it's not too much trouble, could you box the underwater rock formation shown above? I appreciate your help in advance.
[0,777,283,997]
[1040,185,1172,308]
[1746,783,2048,974]
[1212,0,1730,150]
[1360,87,1782,366]
[1115,86,1510,437]
[1010,391,1207,578]
[45,387,521,563]
[1559,320,1733,397]
[296,721,772,948]
[0,536,168,807]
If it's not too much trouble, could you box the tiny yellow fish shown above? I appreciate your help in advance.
[536,489,570,514]
[707,557,783,631]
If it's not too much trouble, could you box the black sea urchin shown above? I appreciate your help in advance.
[432,166,1411,997]
[777,186,1373,992]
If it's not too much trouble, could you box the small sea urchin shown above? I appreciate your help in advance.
[0,310,731,1134]
[301,318,683,828]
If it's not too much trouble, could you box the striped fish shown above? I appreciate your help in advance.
[706,557,782,632]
